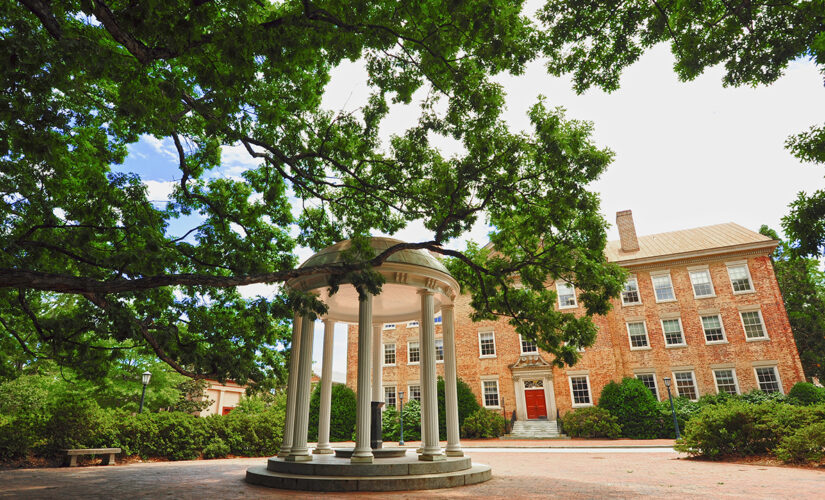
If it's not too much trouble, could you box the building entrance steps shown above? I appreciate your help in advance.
[505,420,566,439]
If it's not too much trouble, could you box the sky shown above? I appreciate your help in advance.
[119,38,825,383]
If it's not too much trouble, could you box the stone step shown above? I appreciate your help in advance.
[507,420,566,439]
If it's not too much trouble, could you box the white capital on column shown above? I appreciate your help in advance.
[352,290,374,463]
[442,304,463,456]
[371,323,383,402]
[287,315,315,462]
[278,313,302,458]
[418,289,444,461]
[314,319,336,454]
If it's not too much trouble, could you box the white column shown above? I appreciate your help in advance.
[372,323,383,402]
[352,291,374,463]
[418,289,444,461]
[314,319,336,454]
[277,314,302,457]
[442,304,463,457]
[286,315,315,462]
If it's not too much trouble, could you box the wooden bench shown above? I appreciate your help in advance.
[61,448,121,467]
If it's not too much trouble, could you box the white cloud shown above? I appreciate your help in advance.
[142,135,178,161]
[143,180,176,202]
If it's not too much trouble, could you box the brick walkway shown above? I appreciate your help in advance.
[2,447,823,499]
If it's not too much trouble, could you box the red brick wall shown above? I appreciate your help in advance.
[346,252,805,417]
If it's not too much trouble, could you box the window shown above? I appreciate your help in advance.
[755,366,782,393]
[713,369,739,395]
[482,380,500,408]
[384,386,397,408]
[661,318,686,346]
[479,331,496,357]
[383,323,396,330]
[673,371,698,400]
[557,281,577,308]
[408,385,421,402]
[520,335,538,354]
[740,310,768,340]
[383,343,396,366]
[689,269,715,298]
[626,322,650,349]
[435,339,444,362]
[727,264,754,293]
[651,274,676,302]
[621,277,641,305]
[701,315,727,343]
[569,376,592,406]
[636,373,658,399]
[434,314,442,325]
[407,321,419,328]
[407,341,420,364]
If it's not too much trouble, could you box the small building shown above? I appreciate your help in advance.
[198,380,246,416]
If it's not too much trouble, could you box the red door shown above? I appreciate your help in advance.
[525,389,547,419]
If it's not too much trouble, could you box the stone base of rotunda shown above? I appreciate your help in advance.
[245,453,491,492]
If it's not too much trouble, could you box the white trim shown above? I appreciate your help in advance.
[556,280,578,309]
[726,261,756,295]
[700,313,728,344]
[406,320,419,328]
[671,370,699,401]
[621,276,642,306]
[481,378,501,409]
[626,321,651,350]
[688,268,716,299]
[568,374,593,407]
[383,384,398,408]
[660,317,687,348]
[407,340,420,365]
[435,338,444,364]
[753,365,784,394]
[650,271,677,303]
[635,372,660,400]
[712,368,741,395]
[478,330,497,358]
[519,334,539,354]
[406,383,421,402]
[739,309,770,341]
[382,323,396,330]
[383,342,396,366]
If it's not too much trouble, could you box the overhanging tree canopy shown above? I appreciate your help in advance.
[1,0,624,386]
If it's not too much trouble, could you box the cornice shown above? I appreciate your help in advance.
[610,240,778,271]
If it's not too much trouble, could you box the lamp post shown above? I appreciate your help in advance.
[138,371,151,414]
[398,390,405,446]
[663,376,681,439]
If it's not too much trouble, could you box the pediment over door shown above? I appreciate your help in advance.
[509,354,553,373]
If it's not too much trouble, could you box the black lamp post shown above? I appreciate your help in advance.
[138,371,151,414]
[398,390,405,446]
[663,376,681,439]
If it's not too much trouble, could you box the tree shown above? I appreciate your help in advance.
[539,0,825,255]
[1,1,624,384]
[760,226,825,381]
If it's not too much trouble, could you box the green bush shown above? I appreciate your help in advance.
[437,376,481,440]
[787,382,825,406]
[381,398,422,442]
[738,389,786,404]
[117,412,209,460]
[597,378,660,439]
[202,438,231,459]
[44,396,119,454]
[207,406,284,457]
[307,383,357,442]
[774,422,825,463]
[560,407,621,438]
[657,397,702,438]
[461,408,505,438]
[0,411,49,459]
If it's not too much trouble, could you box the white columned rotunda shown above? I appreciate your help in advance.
[247,237,491,491]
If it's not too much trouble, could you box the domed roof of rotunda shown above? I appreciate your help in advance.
[299,237,448,274]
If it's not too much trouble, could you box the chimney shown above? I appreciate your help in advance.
[616,210,640,252]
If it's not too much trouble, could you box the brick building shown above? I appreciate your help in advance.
[346,211,805,425]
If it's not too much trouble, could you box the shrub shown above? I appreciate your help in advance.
[787,382,825,406]
[437,376,481,440]
[44,396,119,454]
[208,405,284,457]
[381,398,422,442]
[560,407,621,439]
[202,438,231,459]
[739,389,786,404]
[461,408,505,438]
[597,378,660,439]
[117,412,208,460]
[657,397,701,438]
[774,422,825,463]
[307,383,357,442]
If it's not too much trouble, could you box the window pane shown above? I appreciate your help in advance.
[483,380,499,407]
[570,376,591,405]
[479,332,496,356]
[662,319,685,345]
[435,339,444,361]
[714,370,738,395]
[627,322,649,348]
[384,386,397,408]
[652,275,675,301]
[384,343,396,365]
[622,278,640,304]
[674,372,697,400]
[407,321,419,328]
[741,311,766,339]
[689,270,714,297]
[558,282,577,307]
[756,367,781,393]
[409,385,421,401]
[637,374,657,398]
[521,336,538,353]
[434,315,442,324]
[408,342,420,363]
[701,315,725,342]
[728,265,753,292]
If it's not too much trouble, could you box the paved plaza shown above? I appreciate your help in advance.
[1,444,823,499]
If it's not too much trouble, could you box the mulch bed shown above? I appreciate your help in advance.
[0,454,260,470]
[684,454,825,471]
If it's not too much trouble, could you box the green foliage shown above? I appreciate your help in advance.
[117,412,209,461]
[597,378,660,439]
[738,389,787,404]
[787,382,825,406]
[437,376,481,440]
[202,438,231,460]
[560,406,621,439]
[168,378,213,414]
[775,422,825,463]
[207,406,284,457]
[44,396,119,454]
[461,408,506,438]
[382,398,423,442]
[308,383,357,442]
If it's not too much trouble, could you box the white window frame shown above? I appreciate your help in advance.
[556,280,578,309]
[478,329,497,358]
[651,271,677,303]
[688,266,716,298]
[672,370,699,401]
[626,321,651,350]
[635,372,659,399]
[406,340,420,365]
[726,261,755,295]
[435,338,444,363]
[406,320,419,328]
[661,317,687,348]
[481,378,501,409]
[382,323,396,330]
[434,314,442,325]
[568,374,593,407]
[383,385,397,408]
[712,368,741,395]
[519,334,539,354]
[753,365,783,394]
[621,276,642,306]
[383,342,396,366]
[739,309,769,341]
[701,314,728,344]
[407,384,421,402]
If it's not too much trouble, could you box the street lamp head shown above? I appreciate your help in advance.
[663,376,671,388]
[399,391,404,401]
[142,371,152,386]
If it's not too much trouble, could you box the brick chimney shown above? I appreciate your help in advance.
[616,210,640,252]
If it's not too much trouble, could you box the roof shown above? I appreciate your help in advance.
[605,222,776,264]
[299,237,449,274]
